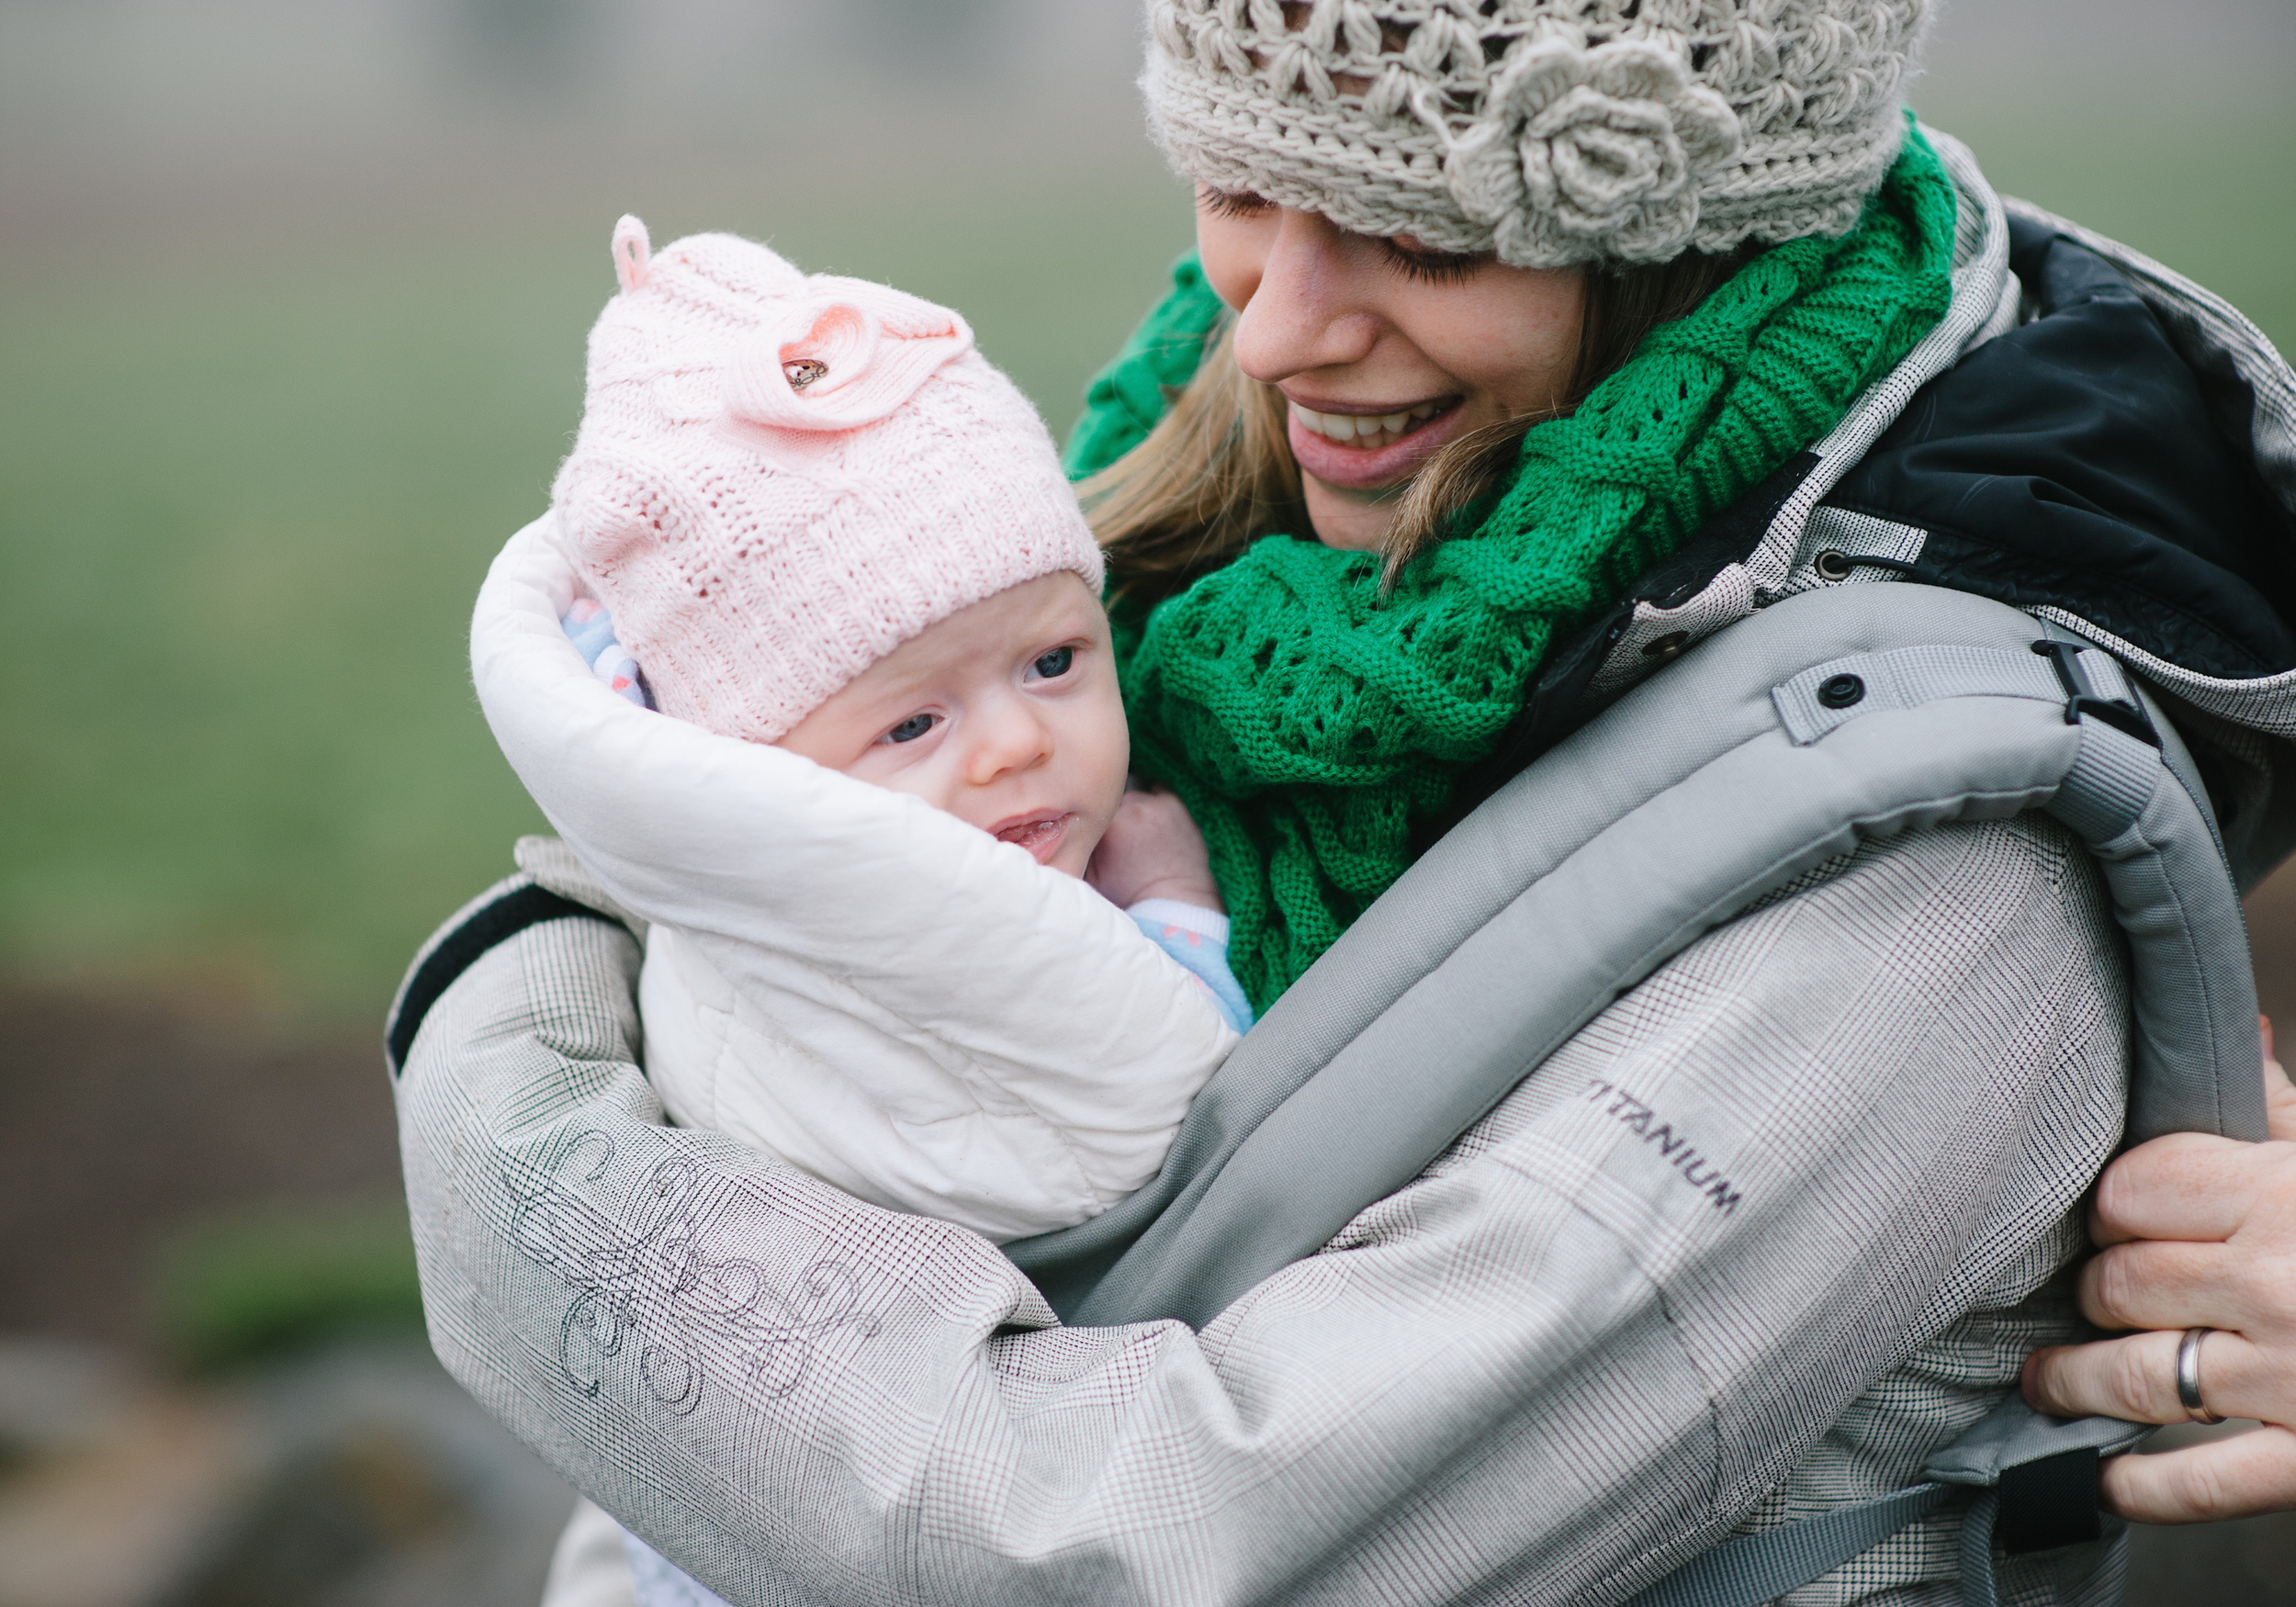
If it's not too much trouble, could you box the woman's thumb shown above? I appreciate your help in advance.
[2264,1016,2296,1141]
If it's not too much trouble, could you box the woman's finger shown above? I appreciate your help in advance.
[2089,1132,2266,1247]
[2100,1424,2296,1523]
[2077,1240,2259,1333]
[2023,1328,2272,1424]
[2268,1050,2296,1143]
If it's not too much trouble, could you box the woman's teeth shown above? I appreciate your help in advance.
[1291,401,1441,445]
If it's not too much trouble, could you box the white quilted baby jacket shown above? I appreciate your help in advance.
[471,516,1240,1242]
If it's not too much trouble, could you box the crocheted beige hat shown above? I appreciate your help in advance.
[1144,0,1932,267]
[550,218,1106,745]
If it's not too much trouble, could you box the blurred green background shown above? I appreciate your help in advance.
[2,0,2290,1018]
[0,3,2291,1602]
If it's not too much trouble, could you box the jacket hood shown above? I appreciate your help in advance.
[1440,133,2296,885]
[1831,213,2296,681]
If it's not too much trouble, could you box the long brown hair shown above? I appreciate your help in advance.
[1085,248,1750,605]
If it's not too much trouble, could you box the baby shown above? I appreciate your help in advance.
[469,218,1253,1605]
[473,215,1247,1241]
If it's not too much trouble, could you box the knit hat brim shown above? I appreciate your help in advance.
[1143,0,1928,268]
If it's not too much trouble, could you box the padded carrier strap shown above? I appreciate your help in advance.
[1005,585,2267,1605]
[384,879,621,1077]
[1626,628,2253,1607]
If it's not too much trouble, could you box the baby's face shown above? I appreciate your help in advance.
[775,572,1129,878]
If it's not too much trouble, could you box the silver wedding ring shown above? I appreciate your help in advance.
[2177,1326,2227,1424]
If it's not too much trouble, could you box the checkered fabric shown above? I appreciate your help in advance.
[397,812,2127,1606]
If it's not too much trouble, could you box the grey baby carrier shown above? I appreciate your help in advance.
[386,206,2296,1604]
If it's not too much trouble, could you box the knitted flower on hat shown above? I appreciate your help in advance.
[1145,0,1931,267]
[551,217,1106,744]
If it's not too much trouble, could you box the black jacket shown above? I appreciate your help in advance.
[1438,216,2296,860]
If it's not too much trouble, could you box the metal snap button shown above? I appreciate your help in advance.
[1818,673,1865,709]
[1640,630,1690,659]
[1814,550,1854,582]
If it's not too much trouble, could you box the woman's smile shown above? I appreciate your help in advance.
[1197,197,1585,545]
[1283,394,1468,491]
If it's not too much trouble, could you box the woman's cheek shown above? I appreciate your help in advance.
[1435,271,1583,409]
[1195,210,1266,313]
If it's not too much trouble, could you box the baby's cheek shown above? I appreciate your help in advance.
[844,747,963,822]
[1082,687,1133,811]
[1052,815,1109,880]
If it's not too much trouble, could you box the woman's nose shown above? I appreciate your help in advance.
[1230,208,1382,384]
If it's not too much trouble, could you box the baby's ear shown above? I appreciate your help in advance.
[612,215,651,294]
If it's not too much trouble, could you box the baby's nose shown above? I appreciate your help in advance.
[962,702,1053,785]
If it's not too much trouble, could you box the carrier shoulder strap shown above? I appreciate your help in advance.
[1009,582,2266,1324]
[1003,580,2267,1607]
[387,838,647,1080]
[384,873,625,1077]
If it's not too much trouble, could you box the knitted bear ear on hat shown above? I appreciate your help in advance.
[612,215,651,293]
[721,281,974,433]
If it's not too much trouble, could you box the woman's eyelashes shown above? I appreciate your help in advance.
[1198,186,1272,221]
[1378,235,1485,285]
[879,712,940,746]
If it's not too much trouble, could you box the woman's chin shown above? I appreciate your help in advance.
[1287,407,1464,494]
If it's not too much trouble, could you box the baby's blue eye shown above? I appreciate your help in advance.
[882,713,938,744]
[1033,646,1075,680]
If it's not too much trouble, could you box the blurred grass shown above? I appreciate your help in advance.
[153,1204,425,1371]
[1910,95,2296,348]
[1,81,2288,1023]
[0,172,1195,1016]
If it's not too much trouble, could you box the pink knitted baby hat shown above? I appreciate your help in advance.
[550,216,1107,744]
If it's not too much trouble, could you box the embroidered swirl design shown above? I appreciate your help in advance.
[1435,39,1743,264]
[510,1133,881,1415]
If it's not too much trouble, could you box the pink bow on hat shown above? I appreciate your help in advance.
[725,287,975,433]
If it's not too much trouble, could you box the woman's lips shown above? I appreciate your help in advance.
[990,811,1073,865]
[1285,398,1465,491]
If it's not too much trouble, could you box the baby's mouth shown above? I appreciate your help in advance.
[991,811,1073,865]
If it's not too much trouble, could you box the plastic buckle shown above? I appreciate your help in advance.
[2030,641,2160,747]
[1997,1446,2102,1555]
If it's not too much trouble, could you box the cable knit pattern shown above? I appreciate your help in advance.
[552,218,1104,745]
[1113,132,1958,1008]
[1145,0,1931,266]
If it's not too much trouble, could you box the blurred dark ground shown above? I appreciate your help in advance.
[1,1,2292,1601]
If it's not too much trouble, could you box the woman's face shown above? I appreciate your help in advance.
[1195,188,1585,553]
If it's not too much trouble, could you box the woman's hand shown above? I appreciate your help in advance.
[1085,783,1223,913]
[2021,1025,2296,1522]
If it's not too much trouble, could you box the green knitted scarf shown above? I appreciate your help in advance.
[1071,131,1960,1012]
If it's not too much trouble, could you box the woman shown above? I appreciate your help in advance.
[395,4,2296,1601]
